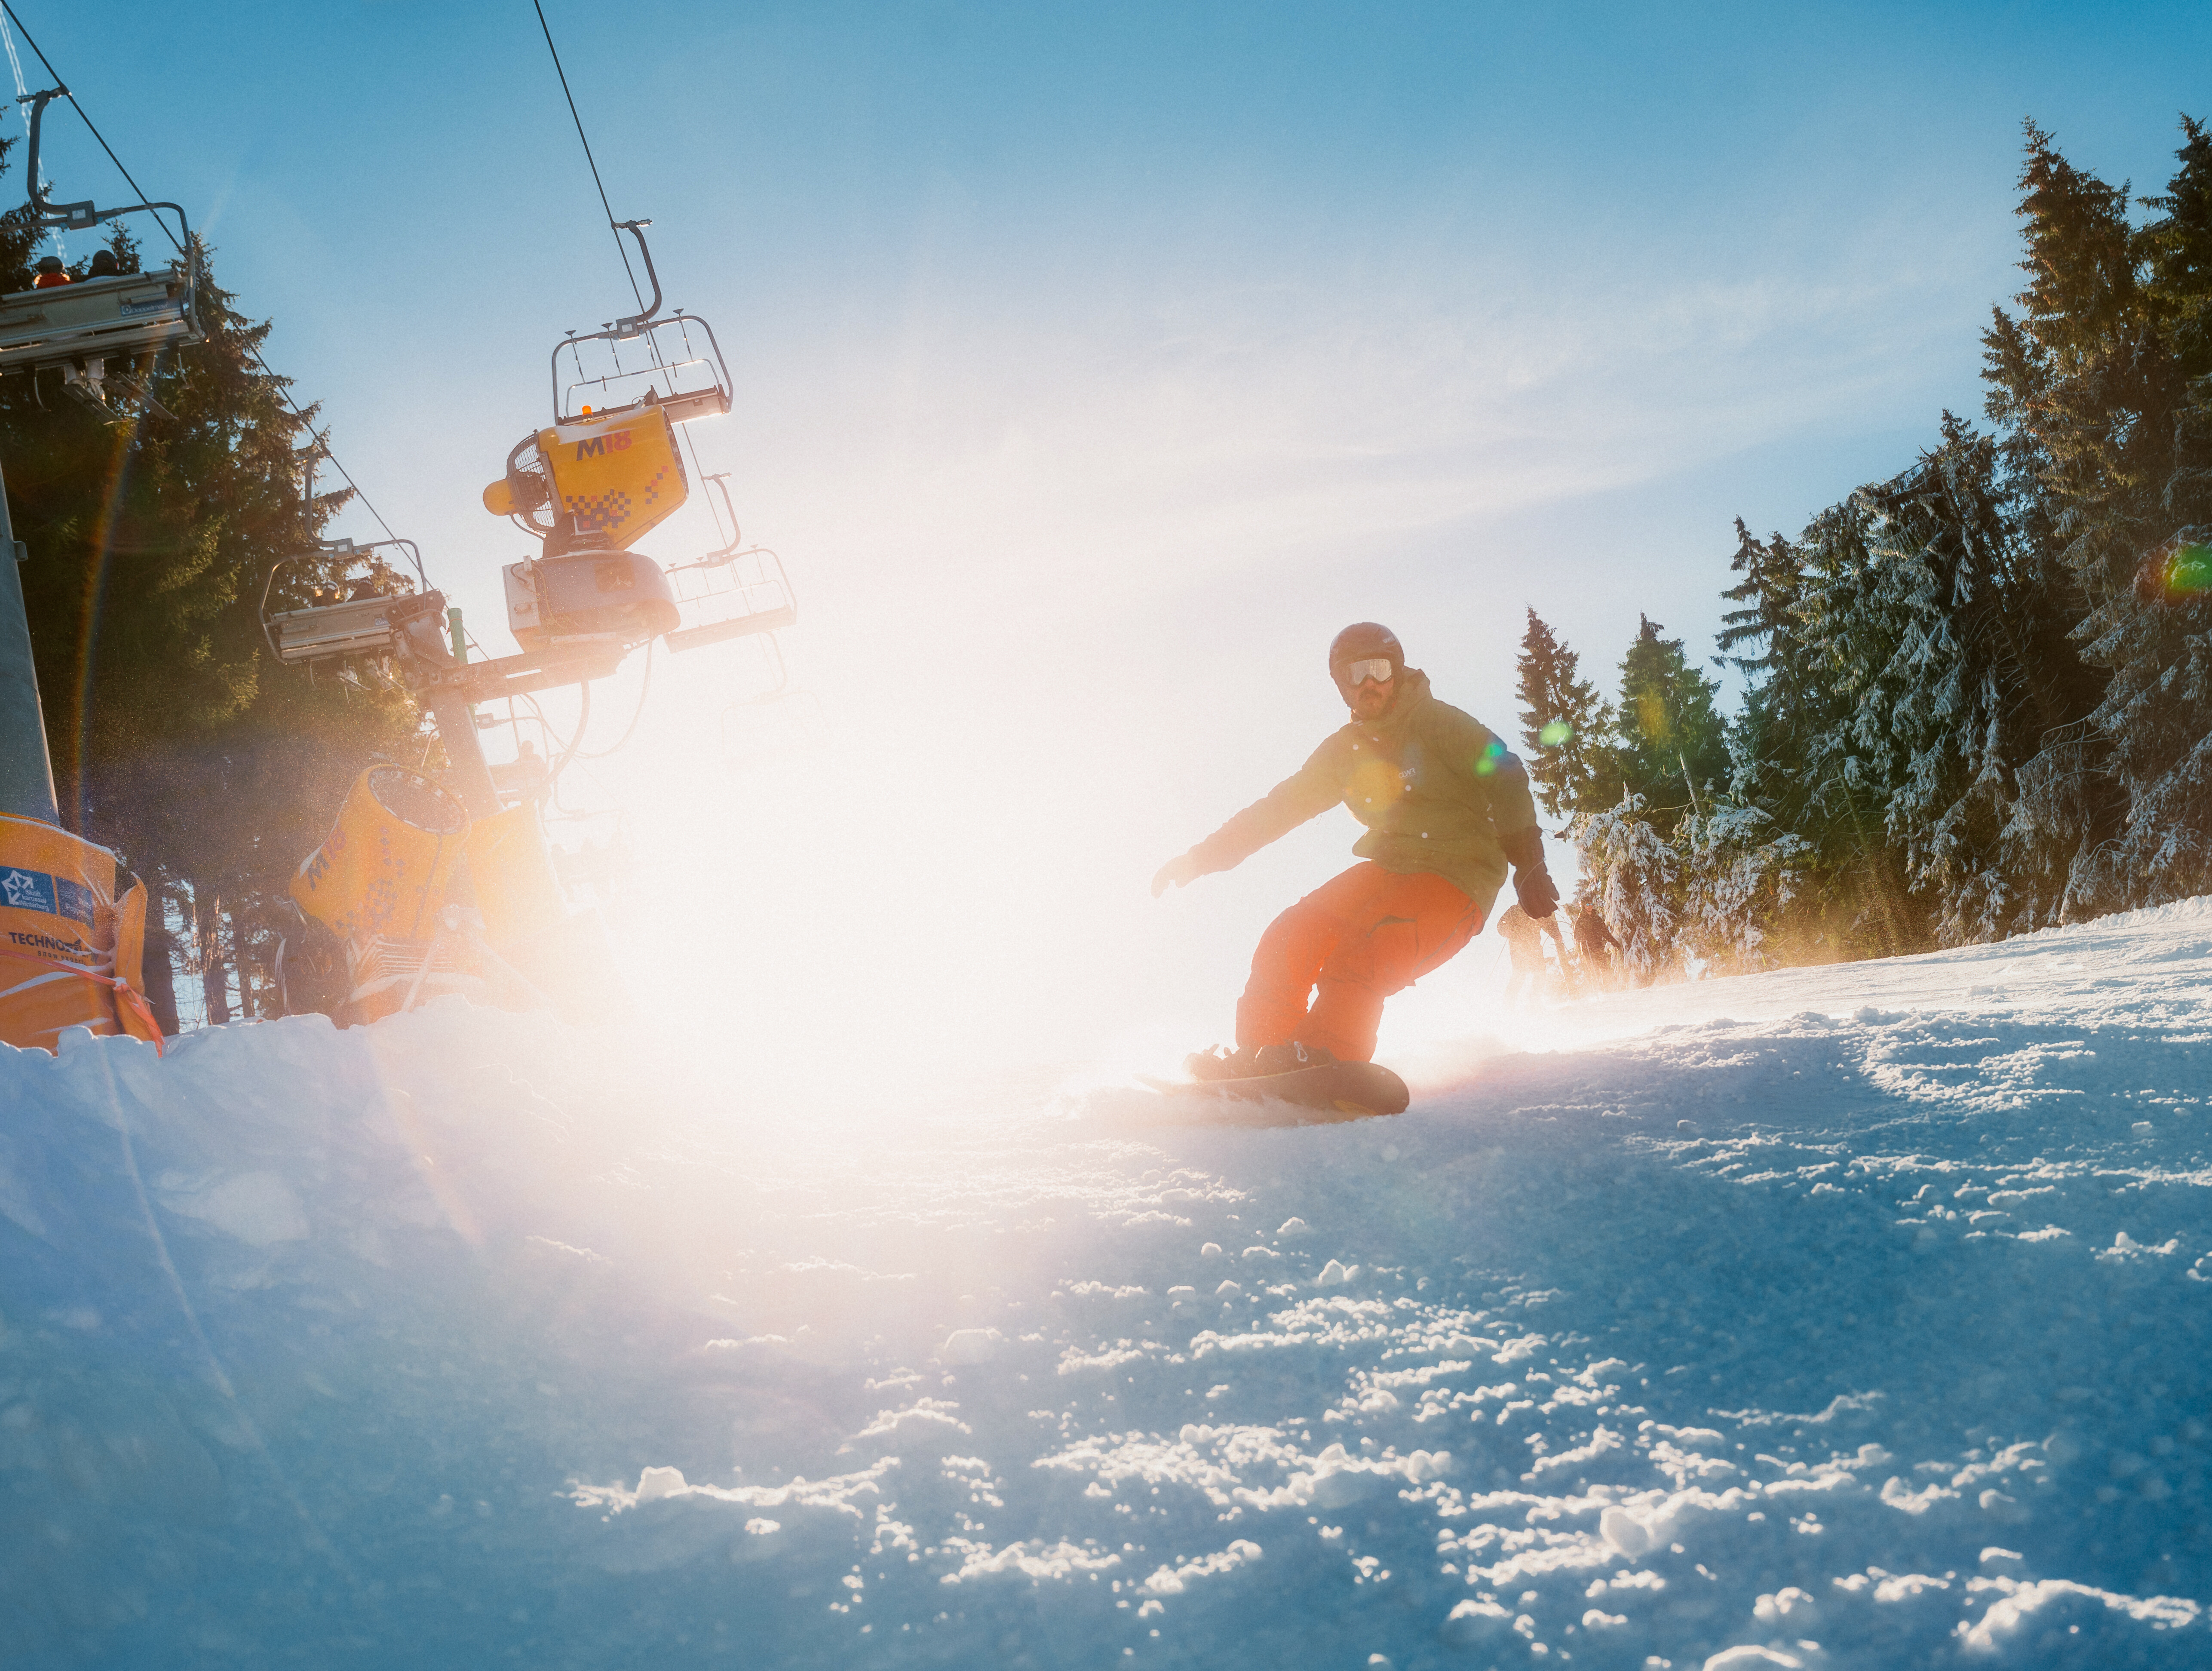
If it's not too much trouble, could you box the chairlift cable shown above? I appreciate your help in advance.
[529,0,646,313]
[0,3,412,563]
[528,0,709,470]
[546,682,593,780]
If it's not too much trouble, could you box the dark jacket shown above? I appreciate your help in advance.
[1574,910,1620,957]
[1186,669,1540,912]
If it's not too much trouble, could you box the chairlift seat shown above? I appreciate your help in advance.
[580,384,731,427]
[267,594,408,664]
[553,311,733,428]
[663,543,797,656]
[0,262,198,375]
[666,602,797,654]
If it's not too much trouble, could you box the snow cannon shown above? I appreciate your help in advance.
[483,405,687,649]
[287,766,477,1024]
[484,402,690,556]
[0,814,163,1052]
[280,767,625,1028]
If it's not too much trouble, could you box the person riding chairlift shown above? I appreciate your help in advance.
[30,249,123,290]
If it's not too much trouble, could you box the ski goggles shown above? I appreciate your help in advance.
[1338,657,1394,687]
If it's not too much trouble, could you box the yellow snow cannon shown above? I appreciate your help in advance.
[288,766,478,1024]
[0,814,162,1052]
[281,767,626,1027]
[483,400,690,554]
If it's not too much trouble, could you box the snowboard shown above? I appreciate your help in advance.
[1140,1057,1411,1123]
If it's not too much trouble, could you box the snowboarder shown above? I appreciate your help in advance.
[1498,901,1574,1007]
[1152,622,1558,1076]
[1571,901,1621,989]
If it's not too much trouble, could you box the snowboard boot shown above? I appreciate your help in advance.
[1185,1046,1260,1082]
[1250,1041,1337,1076]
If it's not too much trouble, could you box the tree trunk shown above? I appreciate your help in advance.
[141,889,180,1036]
[195,885,230,1025]
[227,900,257,1020]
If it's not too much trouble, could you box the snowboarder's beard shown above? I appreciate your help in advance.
[1349,681,1396,723]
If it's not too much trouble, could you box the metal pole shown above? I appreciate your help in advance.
[426,687,501,820]
[0,461,59,824]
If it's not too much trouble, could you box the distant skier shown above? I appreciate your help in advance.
[1571,902,1621,988]
[1498,901,1574,1006]
[1152,623,1557,1076]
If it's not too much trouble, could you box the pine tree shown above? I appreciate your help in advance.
[1514,608,1618,819]
[1983,117,2212,906]
[1677,806,1810,974]
[1568,793,1682,985]
[1718,519,1833,827]
[1614,616,1728,826]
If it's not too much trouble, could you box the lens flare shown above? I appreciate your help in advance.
[2136,540,2212,607]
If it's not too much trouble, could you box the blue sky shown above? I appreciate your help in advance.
[11,0,2211,1072]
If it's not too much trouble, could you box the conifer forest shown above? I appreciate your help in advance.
[1521,115,2212,982]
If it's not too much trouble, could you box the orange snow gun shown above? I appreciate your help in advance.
[286,768,623,1027]
[0,814,163,1052]
[290,766,478,1022]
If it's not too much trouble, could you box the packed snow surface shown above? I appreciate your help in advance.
[7,902,2212,1668]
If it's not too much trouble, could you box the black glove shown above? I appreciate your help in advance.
[1498,825,1559,917]
[1513,865,1560,918]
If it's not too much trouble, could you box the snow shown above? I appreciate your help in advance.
[7,900,2212,1667]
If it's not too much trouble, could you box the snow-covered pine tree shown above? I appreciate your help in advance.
[1515,608,1619,819]
[1983,118,2212,906]
[1848,416,2105,942]
[1675,806,1811,974]
[1717,497,1928,957]
[1568,793,1682,985]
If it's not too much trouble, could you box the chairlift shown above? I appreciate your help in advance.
[472,698,565,810]
[549,221,732,427]
[258,538,433,668]
[0,88,202,408]
[549,812,633,906]
[661,474,797,654]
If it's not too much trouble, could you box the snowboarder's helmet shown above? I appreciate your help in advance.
[1328,622,1403,694]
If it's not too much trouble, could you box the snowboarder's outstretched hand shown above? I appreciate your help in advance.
[1152,853,1202,897]
[1498,825,1559,918]
[1513,865,1560,918]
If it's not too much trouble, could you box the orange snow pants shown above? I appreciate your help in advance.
[1235,862,1484,1063]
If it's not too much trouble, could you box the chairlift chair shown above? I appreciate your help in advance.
[0,89,202,410]
[549,221,733,428]
[259,539,435,668]
[660,473,798,654]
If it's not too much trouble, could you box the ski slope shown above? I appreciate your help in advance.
[5,902,2211,1669]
